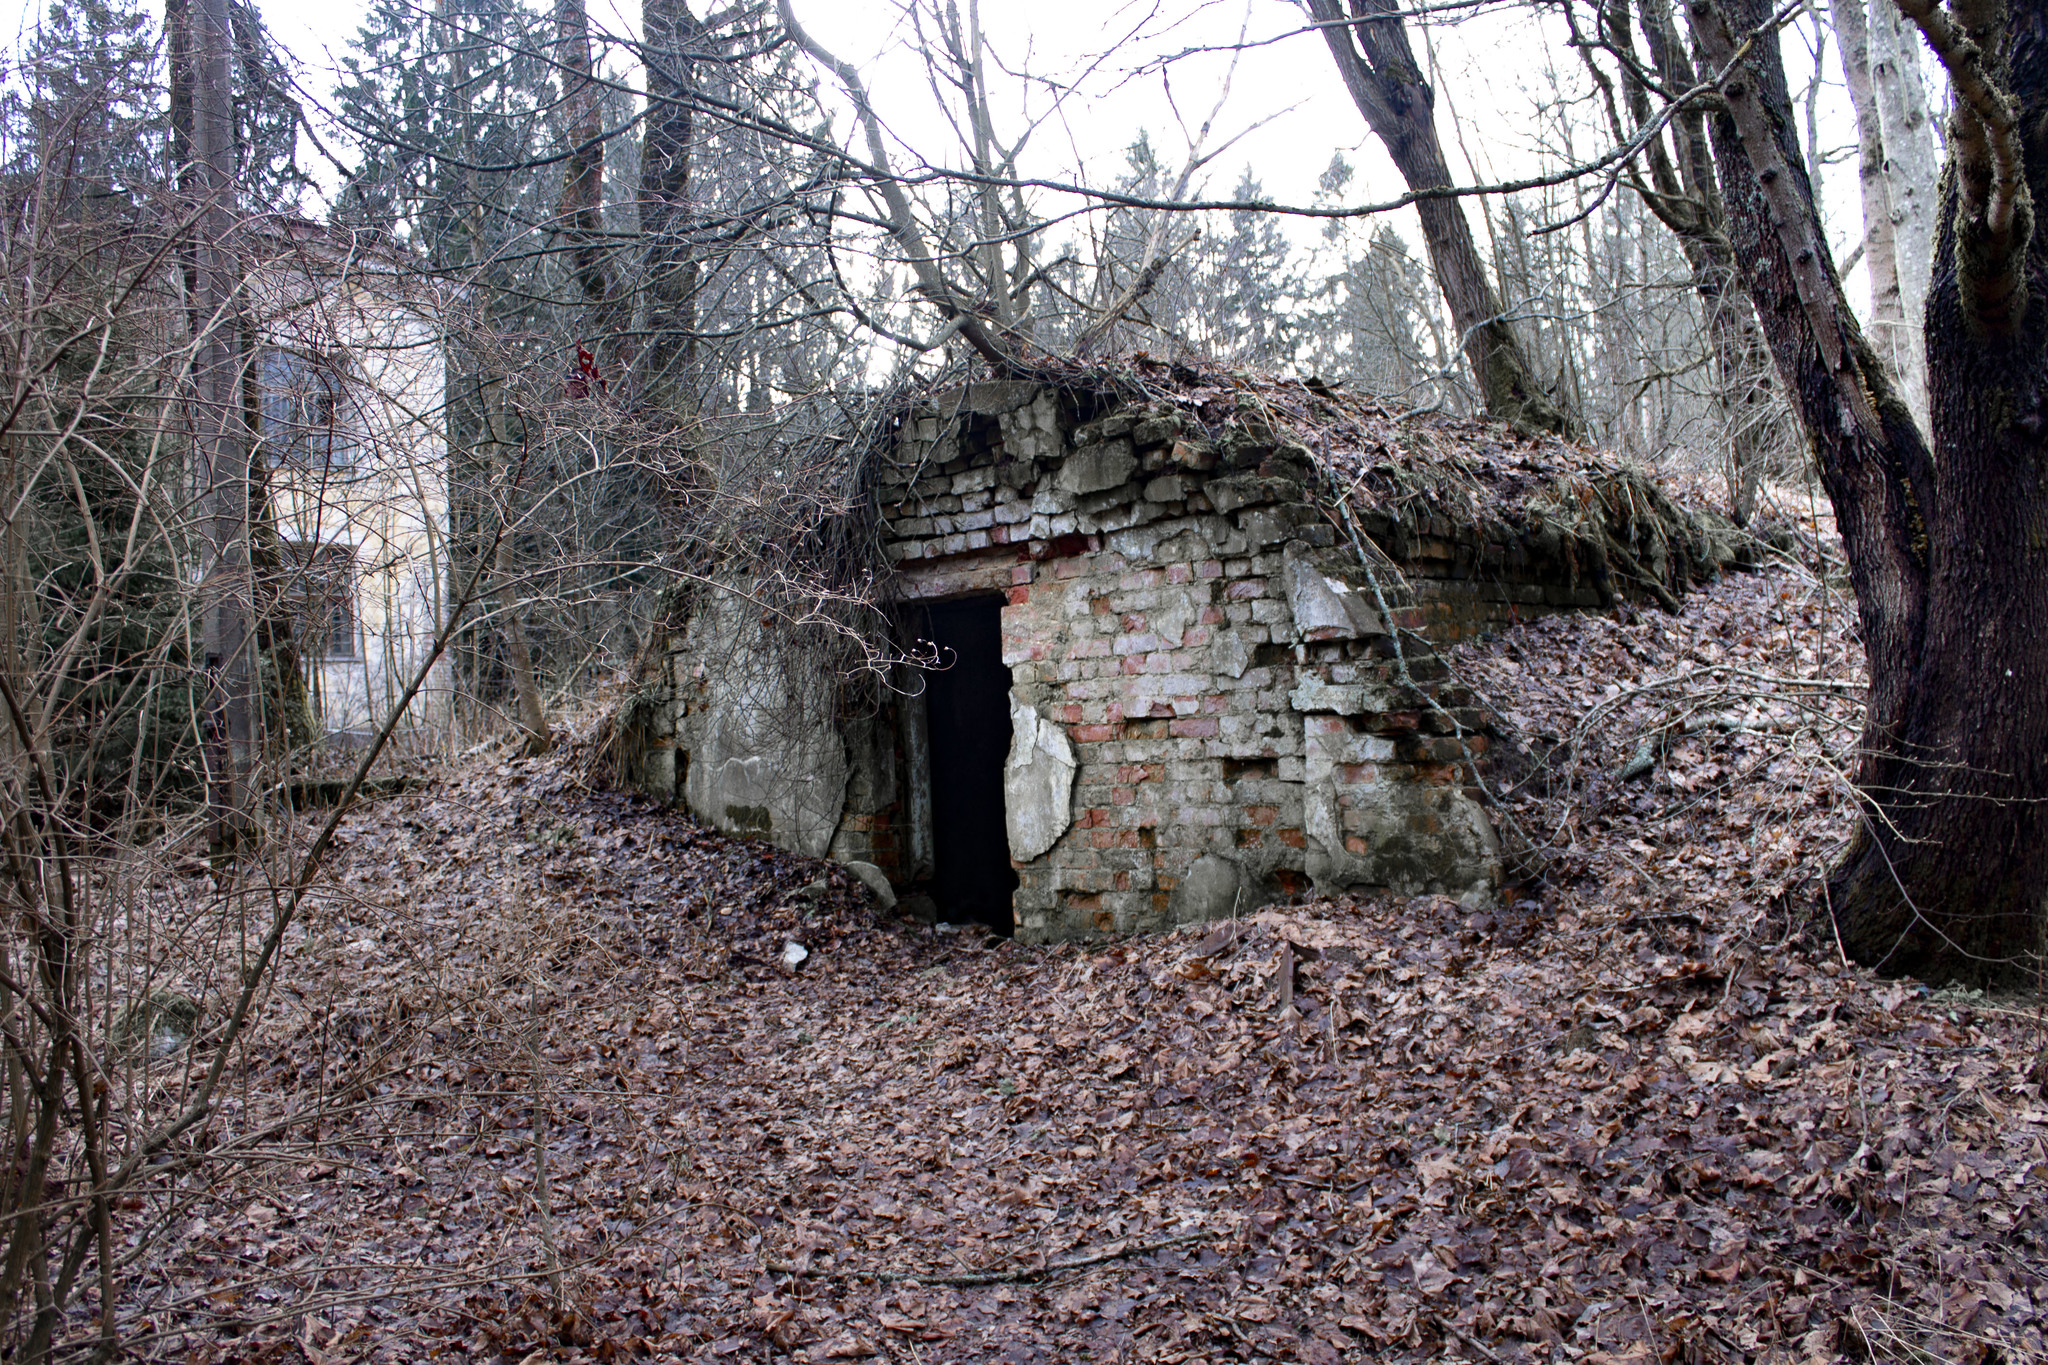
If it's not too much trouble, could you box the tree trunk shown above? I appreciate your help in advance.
[1868,0,1938,418]
[1692,0,2048,987]
[481,384,552,758]
[1304,0,1577,435]
[556,0,613,317]
[184,0,256,851]
[1832,0,1928,428]
[639,0,700,415]
[1601,0,1781,522]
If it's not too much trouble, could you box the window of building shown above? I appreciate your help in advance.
[277,541,358,660]
[259,348,356,468]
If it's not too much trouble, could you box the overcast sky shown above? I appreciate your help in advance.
[7,0,1883,303]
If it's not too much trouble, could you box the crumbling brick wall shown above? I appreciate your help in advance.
[632,378,1739,941]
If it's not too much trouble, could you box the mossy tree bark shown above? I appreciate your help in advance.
[1692,0,2048,986]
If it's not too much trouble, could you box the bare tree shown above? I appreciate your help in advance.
[1680,0,2046,984]
[1302,0,1578,434]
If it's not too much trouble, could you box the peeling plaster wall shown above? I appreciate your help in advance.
[634,590,849,858]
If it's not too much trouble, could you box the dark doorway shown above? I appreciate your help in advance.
[922,597,1018,933]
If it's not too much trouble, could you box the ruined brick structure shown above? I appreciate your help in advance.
[624,376,1739,940]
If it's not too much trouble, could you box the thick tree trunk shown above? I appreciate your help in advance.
[1305,0,1577,435]
[481,385,552,758]
[639,0,700,415]
[1694,0,2048,987]
[183,0,256,851]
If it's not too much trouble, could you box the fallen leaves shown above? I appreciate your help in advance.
[94,556,2048,1364]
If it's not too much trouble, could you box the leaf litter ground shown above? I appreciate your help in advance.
[116,561,2046,1364]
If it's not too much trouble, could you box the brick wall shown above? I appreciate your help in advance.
[635,381,1718,941]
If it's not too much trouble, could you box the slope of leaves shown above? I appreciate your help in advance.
[105,567,2045,1365]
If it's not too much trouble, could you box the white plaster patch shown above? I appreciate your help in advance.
[1003,693,1078,861]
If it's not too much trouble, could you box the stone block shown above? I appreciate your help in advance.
[839,858,898,909]
[1132,416,1182,448]
[1172,853,1247,924]
[1206,474,1302,514]
[1058,438,1139,495]
[1282,542,1386,640]
[1288,674,1400,716]
[1239,504,1313,546]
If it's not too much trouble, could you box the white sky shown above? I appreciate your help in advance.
[7,0,1887,303]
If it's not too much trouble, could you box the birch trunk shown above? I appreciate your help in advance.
[1869,0,1938,422]
[1832,0,1922,425]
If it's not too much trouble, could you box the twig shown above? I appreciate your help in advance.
[766,1229,1206,1286]
[1434,1317,1507,1363]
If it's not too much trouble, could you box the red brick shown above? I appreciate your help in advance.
[1062,703,1084,724]
[1072,723,1117,743]
[1168,716,1220,738]
[1236,828,1264,849]
[1335,763,1379,784]
[1199,606,1227,625]
[1223,579,1267,600]
[1091,911,1115,932]
[1010,563,1034,584]
[1245,805,1279,827]
[1197,560,1224,579]
[1007,586,1029,605]
[1344,835,1372,856]
[1166,563,1194,584]
[1111,786,1138,805]
[1276,827,1307,849]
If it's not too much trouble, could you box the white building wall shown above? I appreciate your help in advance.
[255,228,452,741]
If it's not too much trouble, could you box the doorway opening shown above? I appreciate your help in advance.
[921,596,1017,934]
